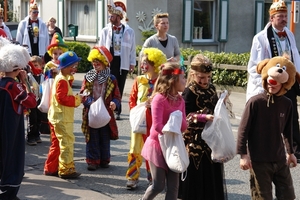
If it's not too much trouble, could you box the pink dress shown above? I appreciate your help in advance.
[141,93,187,171]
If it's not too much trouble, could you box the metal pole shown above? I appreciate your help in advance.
[290,0,296,34]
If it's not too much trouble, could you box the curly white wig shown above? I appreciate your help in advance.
[0,43,31,72]
[0,37,11,49]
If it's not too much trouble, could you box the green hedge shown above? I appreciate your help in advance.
[69,42,249,87]
[65,41,91,73]
[137,45,249,87]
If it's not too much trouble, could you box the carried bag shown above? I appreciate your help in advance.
[38,78,54,113]
[88,96,111,129]
[27,73,40,100]
[129,102,147,134]
[159,110,189,177]
[202,90,236,163]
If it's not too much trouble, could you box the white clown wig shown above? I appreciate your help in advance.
[0,43,31,72]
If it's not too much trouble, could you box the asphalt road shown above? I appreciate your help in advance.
[23,76,300,200]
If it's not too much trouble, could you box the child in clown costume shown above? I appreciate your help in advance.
[44,51,82,179]
[44,32,68,79]
[80,46,121,170]
[126,48,167,189]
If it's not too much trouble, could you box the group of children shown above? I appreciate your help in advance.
[126,50,298,200]
[0,28,297,199]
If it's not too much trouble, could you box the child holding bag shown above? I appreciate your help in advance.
[80,46,121,170]
[126,48,167,189]
[44,51,82,179]
[178,54,227,200]
[140,62,187,200]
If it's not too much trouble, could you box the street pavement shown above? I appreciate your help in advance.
[18,73,300,200]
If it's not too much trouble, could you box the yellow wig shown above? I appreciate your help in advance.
[87,48,109,66]
[142,48,167,73]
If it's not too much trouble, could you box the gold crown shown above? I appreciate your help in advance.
[107,1,126,19]
[30,3,39,11]
[269,0,287,16]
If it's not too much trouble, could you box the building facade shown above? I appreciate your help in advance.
[12,0,300,53]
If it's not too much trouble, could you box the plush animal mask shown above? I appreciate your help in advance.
[256,56,296,96]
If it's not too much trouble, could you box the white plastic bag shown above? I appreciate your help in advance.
[88,96,111,129]
[38,78,54,113]
[159,110,189,175]
[129,102,147,134]
[28,73,40,100]
[202,90,236,163]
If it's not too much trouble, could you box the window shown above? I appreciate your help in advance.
[183,0,216,43]
[193,0,214,41]
[69,0,96,36]
[254,1,291,34]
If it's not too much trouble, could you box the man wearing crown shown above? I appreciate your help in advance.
[16,1,49,57]
[0,5,12,40]
[246,0,300,163]
[99,0,136,120]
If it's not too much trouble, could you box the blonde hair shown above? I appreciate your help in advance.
[186,54,213,85]
[153,13,169,26]
[31,55,43,65]
[49,17,56,23]
[152,62,181,97]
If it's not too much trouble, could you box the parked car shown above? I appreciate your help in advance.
[5,22,19,42]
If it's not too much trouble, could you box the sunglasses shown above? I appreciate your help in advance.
[32,11,39,14]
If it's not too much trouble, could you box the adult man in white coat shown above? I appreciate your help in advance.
[99,1,136,120]
[16,2,49,57]
[246,0,300,162]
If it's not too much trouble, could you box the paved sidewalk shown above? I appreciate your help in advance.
[17,73,300,199]
[18,73,249,200]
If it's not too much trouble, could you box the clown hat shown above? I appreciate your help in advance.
[94,46,113,63]
[47,32,68,50]
[269,0,287,16]
[107,0,127,20]
[58,51,81,70]
[87,46,113,66]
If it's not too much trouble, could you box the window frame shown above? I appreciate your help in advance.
[182,0,216,43]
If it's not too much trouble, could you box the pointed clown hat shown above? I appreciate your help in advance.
[107,0,128,21]
[87,46,113,66]
[47,32,68,55]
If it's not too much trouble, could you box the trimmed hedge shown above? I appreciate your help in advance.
[69,42,249,87]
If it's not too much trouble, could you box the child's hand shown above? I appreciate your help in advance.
[240,154,252,170]
[145,97,152,108]
[287,154,297,168]
[205,114,214,121]
[110,101,116,111]
[83,96,93,108]
[18,70,28,83]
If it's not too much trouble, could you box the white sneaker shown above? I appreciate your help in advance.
[126,179,139,190]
